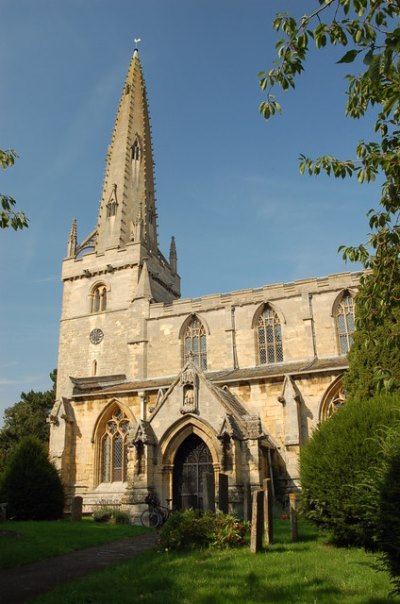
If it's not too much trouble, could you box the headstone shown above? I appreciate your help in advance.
[289,492,298,542]
[262,478,273,544]
[202,472,215,512]
[218,473,229,514]
[243,483,252,521]
[71,496,83,522]
[250,489,264,553]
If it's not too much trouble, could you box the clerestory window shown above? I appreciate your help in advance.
[183,316,207,370]
[257,305,283,364]
[335,291,355,354]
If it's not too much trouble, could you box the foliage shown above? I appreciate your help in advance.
[28,520,394,604]
[299,393,400,546]
[93,504,130,525]
[0,149,28,230]
[0,370,56,472]
[260,0,400,395]
[354,424,400,594]
[0,519,146,569]
[159,509,248,551]
[0,436,64,520]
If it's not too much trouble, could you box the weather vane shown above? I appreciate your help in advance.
[134,38,142,49]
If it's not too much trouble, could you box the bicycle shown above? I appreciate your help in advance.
[140,495,171,529]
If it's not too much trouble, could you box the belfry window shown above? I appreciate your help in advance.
[257,305,283,364]
[91,284,107,313]
[335,291,355,354]
[183,317,207,370]
[100,407,130,483]
[106,200,117,217]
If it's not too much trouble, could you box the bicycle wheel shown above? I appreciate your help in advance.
[140,508,161,528]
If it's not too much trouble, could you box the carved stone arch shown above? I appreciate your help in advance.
[91,398,137,444]
[89,280,110,313]
[319,375,346,422]
[178,313,210,339]
[253,302,284,365]
[251,301,286,329]
[92,399,137,486]
[331,288,357,317]
[159,416,220,468]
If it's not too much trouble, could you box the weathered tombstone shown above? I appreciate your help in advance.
[250,489,264,553]
[202,472,215,512]
[243,483,252,521]
[218,473,229,514]
[289,492,298,542]
[0,503,7,522]
[71,496,83,522]
[262,478,273,545]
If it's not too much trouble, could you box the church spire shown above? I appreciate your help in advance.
[67,218,77,258]
[95,48,158,253]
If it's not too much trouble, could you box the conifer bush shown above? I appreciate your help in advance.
[300,393,400,547]
[0,436,64,520]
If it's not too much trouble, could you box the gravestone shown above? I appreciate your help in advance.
[289,492,298,542]
[71,496,83,522]
[218,473,229,514]
[243,483,252,521]
[202,472,215,512]
[250,489,264,553]
[263,478,273,544]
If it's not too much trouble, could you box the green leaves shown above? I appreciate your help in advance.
[337,48,360,63]
[0,148,28,231]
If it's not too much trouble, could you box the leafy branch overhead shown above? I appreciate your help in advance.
[260,1,400,398]
[0,148,28,230]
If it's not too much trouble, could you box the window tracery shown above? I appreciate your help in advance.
[335,291,355,354]
[257,305,283,364]
[183,317,207,370]
[99,407,130,483]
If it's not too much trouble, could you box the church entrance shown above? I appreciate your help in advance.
[172,433,214,510]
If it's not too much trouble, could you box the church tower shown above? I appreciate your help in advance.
[55,48,180,405]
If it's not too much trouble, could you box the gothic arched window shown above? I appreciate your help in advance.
[335,291,355,354]
[91,284,107,313]
[100,407,130,483]
[257,305,283,364]
[183,316,207,370]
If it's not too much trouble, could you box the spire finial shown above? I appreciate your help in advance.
[134,37,141,50]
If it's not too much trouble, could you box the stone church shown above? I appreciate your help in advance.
[49,48,358,519]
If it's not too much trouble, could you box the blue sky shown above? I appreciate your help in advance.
[0,0,379,420]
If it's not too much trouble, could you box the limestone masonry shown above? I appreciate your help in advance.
[49,49,357,519]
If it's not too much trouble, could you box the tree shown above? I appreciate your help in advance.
[300,392,400,547]
[0,148,28,230]
[0,370,56,472]
[0,436,64,520]
[259,0,400,395]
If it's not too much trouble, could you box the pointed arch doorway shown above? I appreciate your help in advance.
[172,433,214,510]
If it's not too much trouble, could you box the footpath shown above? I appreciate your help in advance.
[0,531,158,604]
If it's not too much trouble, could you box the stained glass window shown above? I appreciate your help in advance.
[257,305,283,364]
[335,292,355,354]
[99,408,130,483]
[183,317,207,370]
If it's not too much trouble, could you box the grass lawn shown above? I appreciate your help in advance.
[31,518,399,604]
[0,519,147,568]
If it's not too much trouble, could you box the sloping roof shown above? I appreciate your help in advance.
[70,356,347,398]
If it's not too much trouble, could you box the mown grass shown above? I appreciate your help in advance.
[32,518,399,604]
[0,518,147,568]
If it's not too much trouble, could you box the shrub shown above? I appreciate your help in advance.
[159,509,248,551]
[0,436,64,520]
[300,393,400,547]
[93,504,130,524]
